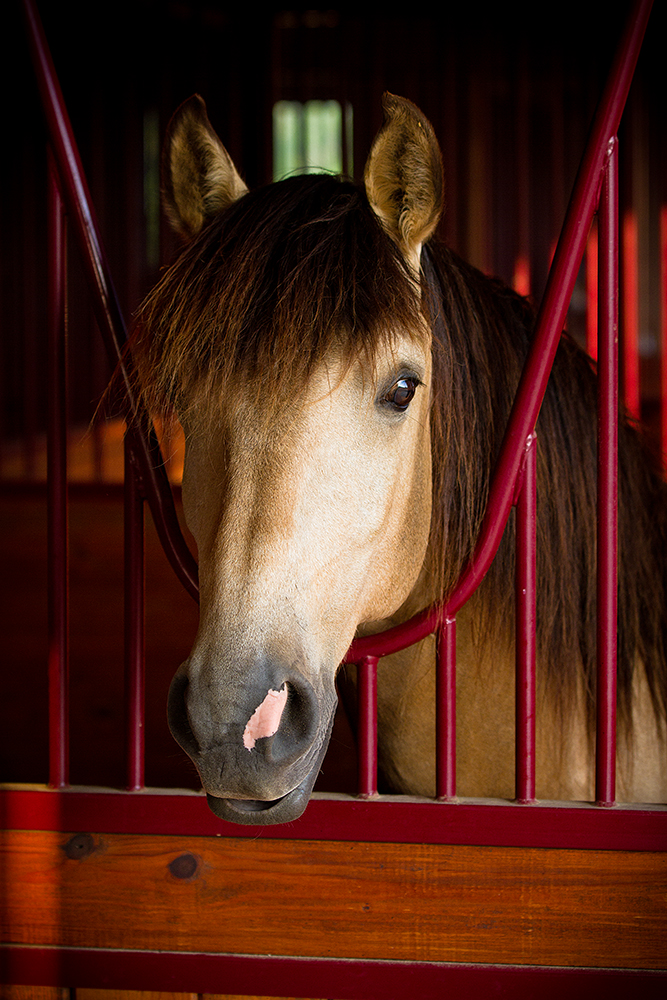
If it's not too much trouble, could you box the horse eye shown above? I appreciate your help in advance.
[383,377,419,411]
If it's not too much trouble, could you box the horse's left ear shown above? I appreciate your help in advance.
[162,94,248,240]
[364,94,444,271]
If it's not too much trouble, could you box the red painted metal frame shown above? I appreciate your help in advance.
[596,140,620,806]
[436,618,457,799]
[124,440,146,792]
[515,434,537,804]
[1,786,665,851]
[622,209,641,420]
[2,946,666,1000]
[46,153,69,790]
[357,657,379,797]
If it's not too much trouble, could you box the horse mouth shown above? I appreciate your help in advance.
[204,706,335,826]
[206,780,309,825]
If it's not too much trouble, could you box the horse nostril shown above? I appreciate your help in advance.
[167,672,199,757]
[262,673,320,765]
[243,683,289,750]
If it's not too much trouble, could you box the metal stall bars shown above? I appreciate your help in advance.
[346,0,647,811]
[22,0,199,794]
[1,0,666,995]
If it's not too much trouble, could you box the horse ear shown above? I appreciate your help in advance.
[162,94,248,240]
[364,94,444,270]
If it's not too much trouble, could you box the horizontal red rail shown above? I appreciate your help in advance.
[0,946,665,1000]
[2,947,665,999]
[1,787,665,850]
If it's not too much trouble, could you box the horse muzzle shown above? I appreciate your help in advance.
[167,663,337,825]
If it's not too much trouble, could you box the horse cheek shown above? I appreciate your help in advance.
[358,424,433,625]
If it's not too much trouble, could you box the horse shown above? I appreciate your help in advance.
[133,92,667,825]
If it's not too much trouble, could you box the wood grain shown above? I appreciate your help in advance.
[1,830,666,970]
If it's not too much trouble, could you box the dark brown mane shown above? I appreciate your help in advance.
[135,172,667,735]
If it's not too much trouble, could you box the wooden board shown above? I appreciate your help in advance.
[1,830,665,970]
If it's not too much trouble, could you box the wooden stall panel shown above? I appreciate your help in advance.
[1,830,666,970]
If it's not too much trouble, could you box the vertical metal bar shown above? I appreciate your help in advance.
[436,618,456,800]
[596,140,619,807]
[124,441,146,791]
[357,656,378,797]
[586,222,599,361]
[515,435,537,803]
[47,149,69,789]
[622,210,640,420]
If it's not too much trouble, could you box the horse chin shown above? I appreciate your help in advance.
[203,701,335,826]
[206,783,309,825]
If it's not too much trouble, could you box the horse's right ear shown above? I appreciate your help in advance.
[162,95,248,240]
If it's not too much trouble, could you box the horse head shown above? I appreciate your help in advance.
[141,93,444,823]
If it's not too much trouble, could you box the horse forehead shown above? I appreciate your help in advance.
[186,331,431,484]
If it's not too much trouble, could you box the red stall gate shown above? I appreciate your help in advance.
[1,0,666,996]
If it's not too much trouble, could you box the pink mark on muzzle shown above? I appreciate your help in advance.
[243,685,288,750]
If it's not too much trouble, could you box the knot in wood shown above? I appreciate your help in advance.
[62,833,96,860]
[168,852,200,880]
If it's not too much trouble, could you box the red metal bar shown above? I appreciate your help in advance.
[596,142,619,807]
[3,945,666,1000]
[22,0,199,604]
[2,786,665,850]
[435,618,456,800]
[586,222,598,360]
[2,946,665,999]
[515,434,537,804]
[357,657,378,797]
[622,209,641,420]
[124,442,146,791]
[46,152,69,789]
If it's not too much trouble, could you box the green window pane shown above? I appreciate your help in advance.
[273,100,352,181]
